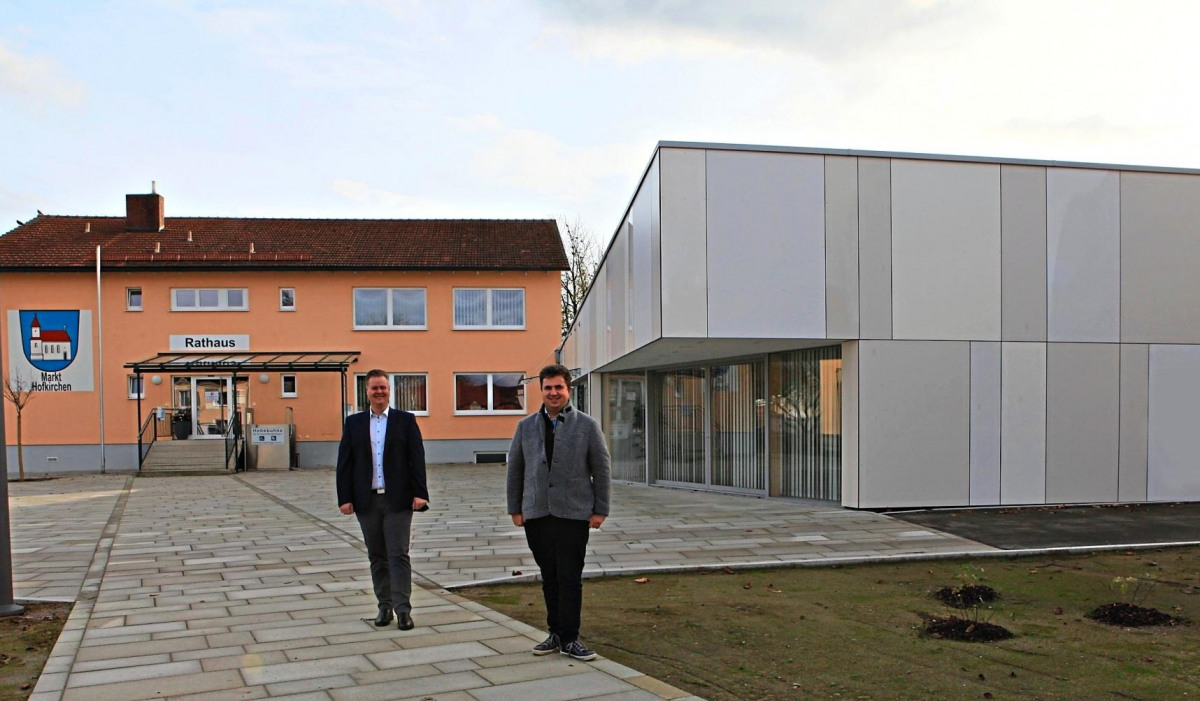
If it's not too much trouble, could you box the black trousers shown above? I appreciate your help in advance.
[356,492,414,613]
[524,515,590,644]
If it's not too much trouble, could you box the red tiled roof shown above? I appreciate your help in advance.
[39,329,71,342]
[0,216,568,271]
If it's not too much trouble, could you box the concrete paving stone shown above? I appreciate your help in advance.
[347,662,443,685]
[395,692,477,701]
[282,638,400,663]
[469,670,637,701]
[329,670,488,701]
[243,636,331,655]
[583,691,673,701]
[390,624,516,649]
[66,660,203,688]
[265,674,357,696]
[435,658,483,673]
[479,637,543,657]
[474,657,591,685]
[207,631,258,648]
[77,632,152,647]
[241,655,376,685]
[61,669,246,701]
[71,653,172,673]
[625,675,693,699]
[202,650,289,672]
[367,641,498,669]
[168,686,269,701]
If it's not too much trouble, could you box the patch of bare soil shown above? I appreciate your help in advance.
[0,602,71,701]
[1086,603,1187,627]
[923,615,1014,642]
[934,583,999,608]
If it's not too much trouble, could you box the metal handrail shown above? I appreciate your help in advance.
[224,411,243,472]
[137,413,157,470]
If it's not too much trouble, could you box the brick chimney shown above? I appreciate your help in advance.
[126,183,164,232]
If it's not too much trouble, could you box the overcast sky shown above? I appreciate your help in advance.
[3,0,1197,246]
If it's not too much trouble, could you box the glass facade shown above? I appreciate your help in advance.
[652,369,705,484]
[604,374,646,482]
[622,346,841,500]
[769,347,842,500]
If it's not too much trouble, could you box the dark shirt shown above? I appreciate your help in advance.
[540,404,573,468]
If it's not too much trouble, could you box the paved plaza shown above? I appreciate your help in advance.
[8,465,996,700]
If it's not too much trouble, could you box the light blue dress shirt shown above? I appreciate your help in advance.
[370,409,387,490]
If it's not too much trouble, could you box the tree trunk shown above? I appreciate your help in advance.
[16,410,24,482]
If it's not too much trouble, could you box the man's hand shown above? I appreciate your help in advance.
[412,497,428,511]
[589,514,606,529]
[339,503,354,515]
[511,513,524,527]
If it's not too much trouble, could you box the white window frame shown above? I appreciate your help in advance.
[353,372,429,415]
[279,287,296,311]
[170,288,249,312]
[281,374,298,398]
[353,288,427,330]
[453,372,526,415]
[127,375,144,399]
[126,287,143,311]
[452,288,526,330]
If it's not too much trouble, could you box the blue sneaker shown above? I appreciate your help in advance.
[560,639,596,661]
[532,633,560,656]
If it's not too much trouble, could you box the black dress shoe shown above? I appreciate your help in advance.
[397,611,414,630]
[373,609,394,627]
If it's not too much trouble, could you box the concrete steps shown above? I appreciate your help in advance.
[140,439,231,474]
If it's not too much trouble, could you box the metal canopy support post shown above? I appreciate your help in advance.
[340,370,347,428]
[135,372,143,471]
[0,340,25,616]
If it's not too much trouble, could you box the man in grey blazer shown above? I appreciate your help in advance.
[507,364,611,661]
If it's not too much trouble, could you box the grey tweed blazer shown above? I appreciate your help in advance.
[506,405,611,522]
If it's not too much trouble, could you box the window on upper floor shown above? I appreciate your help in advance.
[171,288,249,311]
[453,288,525,329]
[126,287,143,311]
[454,372,525,414]
[353,288,427,329]
[353,372,429,415]
[280,288,296,311]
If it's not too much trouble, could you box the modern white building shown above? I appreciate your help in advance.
[561,141,1200,509]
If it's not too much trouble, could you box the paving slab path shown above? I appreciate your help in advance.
[10,465,996,700]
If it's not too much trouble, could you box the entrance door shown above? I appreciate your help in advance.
[190,377,248,438]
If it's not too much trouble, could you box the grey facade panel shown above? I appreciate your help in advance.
[629,162,656,351]
[606,227,629,360]
[649,154,663,340]
[1045,343,1120,503]
[1000,342,1047,505]
[825,156,860,339]
[858,158,892,339]
[858,341,970,508]
[1119,344,1149,502]
[705,150,826,339]
[1047,169,1121,342]
[969,342,1001,505]
[1147,345,1200,501]
[891,160,1002,341]
[658,148,708,338]
[1001,165,1048,341]
[1121,173,1200,343]
[842,340,860,508]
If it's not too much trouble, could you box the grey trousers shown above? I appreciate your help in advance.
[356,492,414,613]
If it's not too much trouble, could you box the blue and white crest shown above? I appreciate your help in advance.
[20,310,79,372]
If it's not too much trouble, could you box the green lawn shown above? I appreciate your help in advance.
[460,547,1200,700]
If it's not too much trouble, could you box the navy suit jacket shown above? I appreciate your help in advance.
[336,408,429,514]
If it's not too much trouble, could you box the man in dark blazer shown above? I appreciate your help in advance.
[337,368,429,630]
[507,363,611,661]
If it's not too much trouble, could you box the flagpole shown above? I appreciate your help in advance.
[96,245,106,474]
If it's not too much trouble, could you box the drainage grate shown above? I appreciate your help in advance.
[474,452,507,464]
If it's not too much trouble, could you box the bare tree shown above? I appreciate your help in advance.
[2,372,34,481]
[560,217,601,337]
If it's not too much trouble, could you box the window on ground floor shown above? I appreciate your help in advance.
[454,373,524,413]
